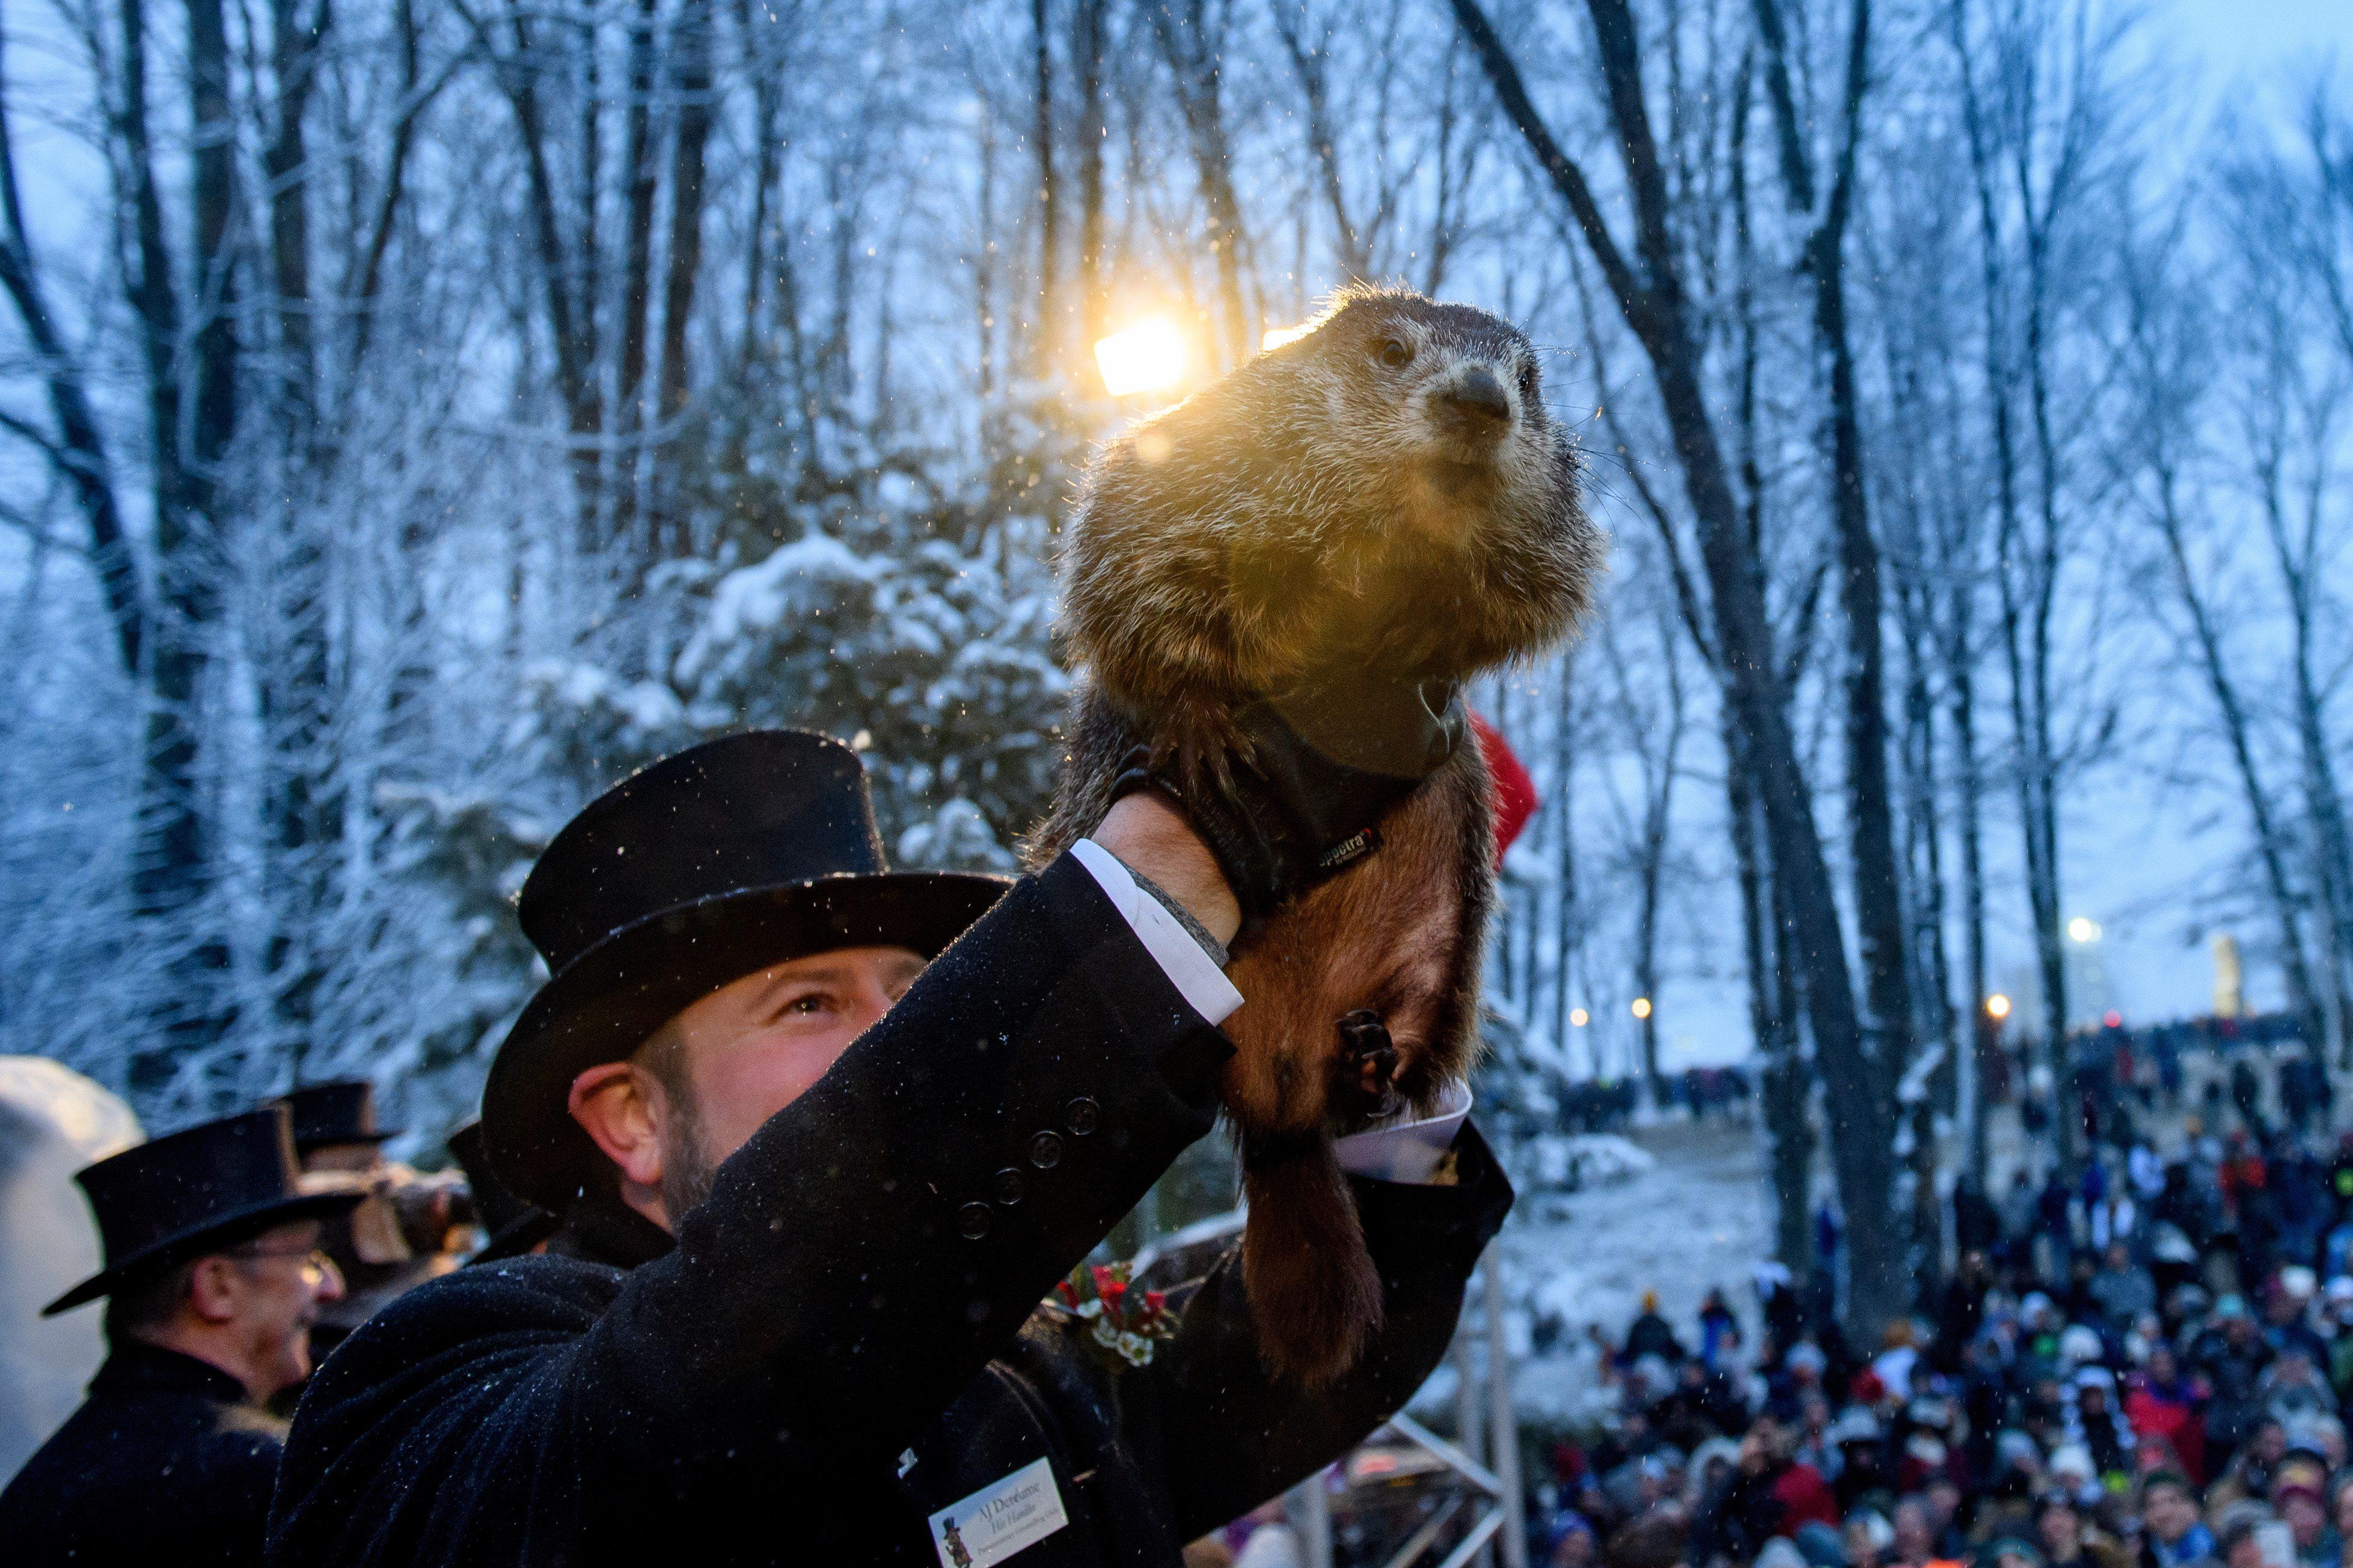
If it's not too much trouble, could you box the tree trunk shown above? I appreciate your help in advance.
[1072,0,1105,350]
[1755,0,1914,1245]
[348,0,424,375]
[1731,715,1814,1274]
[2256,442,2353,1041]
[1951,0,2072,1162]
[651,0,712,557]
[486,0,604,541]
[739,0,782,362]
[120,0,242,1073]
[0,5,143,676]
[1451,0,1906,1332]
[1552,644,1579,1056]
[1951,608,1992,1181]
[2150,466,2324,1046]
[617,0,659,419]
[264,0,325,429]
[1031,0,1058,370]
[1150,0,1250,368]
[1272,5,1366,278]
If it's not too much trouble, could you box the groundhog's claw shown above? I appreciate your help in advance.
[1335,1009,1403,1120]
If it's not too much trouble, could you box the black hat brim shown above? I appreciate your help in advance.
[293,1130,400,1154]
[41,1189,365,1316]
[484,870,1009,1210]
[468,1207,563,1264]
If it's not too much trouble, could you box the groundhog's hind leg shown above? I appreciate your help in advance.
[1240,1128,1382,1385]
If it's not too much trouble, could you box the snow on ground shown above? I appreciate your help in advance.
[1487,1115,1772,1429]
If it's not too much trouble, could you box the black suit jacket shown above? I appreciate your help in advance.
[268,853,1511,1566]
[0,1342,286,1566]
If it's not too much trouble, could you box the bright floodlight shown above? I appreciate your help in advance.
[2067,916,2102,944]
[1095,318,1188,397]
[1986,993,2012,1019]
[1261,323,1309,352]
[1630,997,1652,1020]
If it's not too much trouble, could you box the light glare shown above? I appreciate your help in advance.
[1570,1007,1589,1027]
[1261,323,1309,352]
[1986,993,2012,1019]
[1630,997,1652,1020]
[1094,319,1189,396]
[2067,916,2102,944]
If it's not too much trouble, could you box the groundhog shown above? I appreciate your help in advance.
[1030,284,1600,1383]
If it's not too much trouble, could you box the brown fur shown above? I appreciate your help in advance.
[1029,285,1602,1383]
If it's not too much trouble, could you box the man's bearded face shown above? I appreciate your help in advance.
[639,945,931,1218]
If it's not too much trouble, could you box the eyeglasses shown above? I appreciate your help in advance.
[226,1241,337,1280]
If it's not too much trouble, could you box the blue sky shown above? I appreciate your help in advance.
[2153,0,2344,81]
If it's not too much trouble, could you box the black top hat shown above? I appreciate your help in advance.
[445,1119,557,1260]
[481,730,1009,1210]
[44,1106,365,1316]
[275,1079,401,1154]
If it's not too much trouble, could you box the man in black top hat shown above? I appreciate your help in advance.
[271,713,1512,1566]
[278,1078,402,1170]
[0,1106,360,1565]
[445,1118,559,1261]
[274,1078,466,1358]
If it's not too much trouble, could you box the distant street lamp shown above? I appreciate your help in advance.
[1094,318,1189,397]
[2067,916,2102,944]
[1630,997,1652,1020]
[1986,993,2012,1020]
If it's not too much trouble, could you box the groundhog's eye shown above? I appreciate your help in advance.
[1377,338,1413,370]
[1519,361,1540,397]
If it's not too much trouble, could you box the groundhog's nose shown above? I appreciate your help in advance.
[1439,367,1513,430]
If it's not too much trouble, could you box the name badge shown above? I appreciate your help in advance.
[928,1457,1069,1568]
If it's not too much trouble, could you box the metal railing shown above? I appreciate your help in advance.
[1132,1219,1523,1568]
[1284,1242,1524,1568]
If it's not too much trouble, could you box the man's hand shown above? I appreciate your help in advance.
[1113,676,1466,924]
[1092,792,1241,948]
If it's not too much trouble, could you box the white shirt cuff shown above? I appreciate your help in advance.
[1332,1080,1473,1184]
[1070,839,1244,1027]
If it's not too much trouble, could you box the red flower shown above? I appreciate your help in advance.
[1092,1264,1127,1307]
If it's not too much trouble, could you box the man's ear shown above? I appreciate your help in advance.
[568,1061,666,1194]
[186,1255,243,1326]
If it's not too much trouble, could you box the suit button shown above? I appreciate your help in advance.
[993,1168,1026,1205]
[957,1203,992,1240]
[1028,1131,1063,1170]
[1065,1097,1101,1136]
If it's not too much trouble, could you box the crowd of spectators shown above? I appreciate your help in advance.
[1560,1069,1757,1133]
[1532,1105,2353,1568]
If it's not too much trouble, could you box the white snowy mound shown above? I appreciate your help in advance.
[1510,1132,1659,1193]
[1,1057,141,1486]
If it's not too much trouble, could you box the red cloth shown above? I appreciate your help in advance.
[2125,1382,2206,1483]
[1471,711,1537,868]
[1773,1462,1839,1532]
[2221,1154,2266,1211]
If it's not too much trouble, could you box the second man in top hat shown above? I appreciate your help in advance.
[0,1105,357,1565]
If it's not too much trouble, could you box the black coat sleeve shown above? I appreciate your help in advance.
[1134,1124,1514,1540]
[269,854,1233,1564]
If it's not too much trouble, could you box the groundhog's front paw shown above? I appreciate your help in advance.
[1333,1010,1404,1122]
